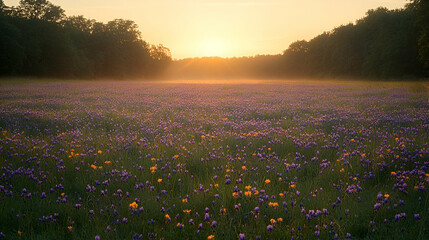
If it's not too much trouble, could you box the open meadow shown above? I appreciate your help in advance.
[0,80,428,239]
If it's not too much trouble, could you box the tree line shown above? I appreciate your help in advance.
[281,4,427,79]
[1,0,428,79]
[0,0,171,79]
[168,2,428,80]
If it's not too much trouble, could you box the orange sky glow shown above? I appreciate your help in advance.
[4,0,408,59]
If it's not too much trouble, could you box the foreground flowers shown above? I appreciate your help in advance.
[0,81,427,239]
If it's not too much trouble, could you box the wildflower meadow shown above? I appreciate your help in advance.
[0,80,428,239]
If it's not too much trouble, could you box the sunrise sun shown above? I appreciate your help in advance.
[199,39,228,57]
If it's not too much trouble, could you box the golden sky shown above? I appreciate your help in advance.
[5,0,408,59]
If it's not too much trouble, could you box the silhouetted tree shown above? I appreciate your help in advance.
[0,16,25,74]
[62,15,95,33]
[0,0,12,16]
[150,44,172,61]
[16,0,65,22]
[0,0,171,78]
[280,6,424,79]
[88,19,154,78]
[282,40,310,76]
[409,0,429,69]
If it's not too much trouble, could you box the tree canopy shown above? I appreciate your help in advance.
[0,0,171,78]
[15,0,65,22]
[408,0,429,68]
[281,7,425,78]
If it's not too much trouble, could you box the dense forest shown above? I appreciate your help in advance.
[0,0,171,78]
[1,0,428,79]
[281,3,428,79]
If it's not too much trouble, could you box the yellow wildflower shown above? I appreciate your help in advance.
[129,202,138,209]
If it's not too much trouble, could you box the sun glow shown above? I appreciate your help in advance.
[199,39,228,57]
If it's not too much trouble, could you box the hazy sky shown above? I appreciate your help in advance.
[4,0,408,59]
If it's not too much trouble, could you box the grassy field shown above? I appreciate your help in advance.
[0,79,428,239]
